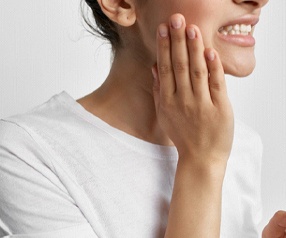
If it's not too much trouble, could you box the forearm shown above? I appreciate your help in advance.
[164,157,227,238]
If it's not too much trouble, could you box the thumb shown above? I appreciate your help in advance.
[152,65,160,112]
[262,210,286,238]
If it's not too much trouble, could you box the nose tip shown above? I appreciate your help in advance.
[233,0,269,8]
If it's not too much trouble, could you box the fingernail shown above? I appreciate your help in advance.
[207,50,216,61]
[159,25,168,37]
[187,28,196,39]
[171,16,183,29]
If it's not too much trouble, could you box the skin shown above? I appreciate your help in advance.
[153,18,232,236]
[77,0,286,236]
[135,0,262,77]
[262,210,286,238]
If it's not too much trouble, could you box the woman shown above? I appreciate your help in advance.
[0,0,285,237]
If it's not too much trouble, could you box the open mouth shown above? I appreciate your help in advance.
[218,24,253,36]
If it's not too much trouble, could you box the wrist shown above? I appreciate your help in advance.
[177,153,228,184]
[166,153,225,238]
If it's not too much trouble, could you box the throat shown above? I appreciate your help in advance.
[77,80,173,146]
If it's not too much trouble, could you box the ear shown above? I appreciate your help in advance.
[97,0,136,27]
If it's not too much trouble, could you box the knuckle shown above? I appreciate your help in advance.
[158,64,172,76]
[192,67,208,79]
[209,81,223,91]
[184,101,193,110]
[177,98,191,111]
[173,61,188,72]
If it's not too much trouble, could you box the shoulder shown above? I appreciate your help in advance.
[0,119,93,236]
[0,118,56,177]
[0,92,104,183]
[0,92,69,168]
[0,92,77,132]
[0,91,84,154]
[0,119,37,154]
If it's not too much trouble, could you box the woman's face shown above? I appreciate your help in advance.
[135,0,269,77]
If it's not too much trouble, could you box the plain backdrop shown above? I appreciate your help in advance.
[0,0,285,235]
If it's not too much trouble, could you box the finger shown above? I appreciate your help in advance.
[186,25,211,103]
[152,65,160,113]
[277,211,286,227]
[262,210,286,238]
[157,23,175,97]
[169,14,192,95]
[204,48,228,107]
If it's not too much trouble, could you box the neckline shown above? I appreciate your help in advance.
[54,91,178,161]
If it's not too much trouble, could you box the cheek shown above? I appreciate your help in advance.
[136,1,222,65]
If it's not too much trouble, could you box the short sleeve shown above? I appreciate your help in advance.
[0,120,96,237]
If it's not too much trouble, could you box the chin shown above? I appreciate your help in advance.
[222,53,256,77]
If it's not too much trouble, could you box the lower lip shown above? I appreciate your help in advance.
[217,33,256,47]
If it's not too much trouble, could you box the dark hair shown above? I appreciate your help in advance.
[81,0,121,50]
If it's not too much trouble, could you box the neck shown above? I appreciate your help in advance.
[77,49,173,146]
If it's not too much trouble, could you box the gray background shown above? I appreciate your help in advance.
[0,0,285,235]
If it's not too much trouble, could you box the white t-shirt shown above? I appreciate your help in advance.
[0,91,263,238]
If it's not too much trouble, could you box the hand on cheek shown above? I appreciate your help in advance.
[152,13,234,165]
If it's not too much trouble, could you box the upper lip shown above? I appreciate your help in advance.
[220,14,260,28]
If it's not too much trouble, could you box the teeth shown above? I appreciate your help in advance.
[234,24,240,31]
[222,30,228,35]
[219,24,252,36]
[226,25,233,31]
